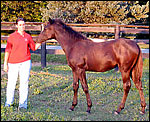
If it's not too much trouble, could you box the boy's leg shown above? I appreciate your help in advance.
[5,63,19,106]
[18,60,31,109]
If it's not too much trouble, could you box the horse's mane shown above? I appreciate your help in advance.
[53,19,88,41]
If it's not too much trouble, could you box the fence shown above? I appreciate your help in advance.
[1,22,149,67]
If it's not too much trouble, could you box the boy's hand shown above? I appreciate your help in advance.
[3,63,8,72]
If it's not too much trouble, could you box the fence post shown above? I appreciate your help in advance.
[115,25,120,39]
[114,25,120,72]
[41,24,46,68]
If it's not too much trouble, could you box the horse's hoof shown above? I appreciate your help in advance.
[69,107,74,111]
[140,111,145,115]
[86,110,91,114]
[114,111,120,115]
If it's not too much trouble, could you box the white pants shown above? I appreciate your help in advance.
[5,60,31,108]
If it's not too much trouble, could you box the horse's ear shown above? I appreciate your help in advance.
[49,18,53,24]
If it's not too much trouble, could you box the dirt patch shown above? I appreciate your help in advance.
[31,62,65,66]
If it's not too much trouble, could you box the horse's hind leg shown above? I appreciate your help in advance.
[115,71,131,114]
[131,70,146,114]
[70,69,79,111]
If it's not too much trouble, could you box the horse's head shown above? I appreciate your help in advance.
[37,18,55,43]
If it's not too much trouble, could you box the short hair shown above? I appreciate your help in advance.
[16,18,25,24]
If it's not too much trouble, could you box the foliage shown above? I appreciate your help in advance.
[41,1,149,25]
[129,1,149,24]
[1,1,149,25]
[1,1,48,22]
[1,1,149,39]
[40,1,86,23]
[1,58,149,121]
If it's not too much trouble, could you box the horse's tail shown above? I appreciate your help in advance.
[130,44,146,114]
[130,46,143,84]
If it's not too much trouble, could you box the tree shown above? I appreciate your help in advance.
[129,1,149,25]
[40,1,86,23]
[1,1,149,25]
[1,1,48,22]
[41,1,149,25]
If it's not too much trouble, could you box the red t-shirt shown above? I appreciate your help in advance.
[5,31,36,63]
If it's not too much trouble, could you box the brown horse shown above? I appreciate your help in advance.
[37,18,146,114]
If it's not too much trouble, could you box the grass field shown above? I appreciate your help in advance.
[1,54,149,121]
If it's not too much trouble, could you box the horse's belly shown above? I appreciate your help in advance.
[86,61,117,72]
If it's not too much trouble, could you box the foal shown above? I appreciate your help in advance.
[37,18,146,114]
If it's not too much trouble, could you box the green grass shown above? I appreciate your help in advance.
[1,53,67,64]
[1,54,149,121]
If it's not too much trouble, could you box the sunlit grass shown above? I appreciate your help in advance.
[1,55,149,121]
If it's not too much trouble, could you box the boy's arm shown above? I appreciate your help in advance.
[3,52,10,72]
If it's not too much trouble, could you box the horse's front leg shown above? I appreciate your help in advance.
[79,68,92,113]
[69,69,79,111]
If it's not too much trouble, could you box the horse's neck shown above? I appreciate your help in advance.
[55,34,76,57]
